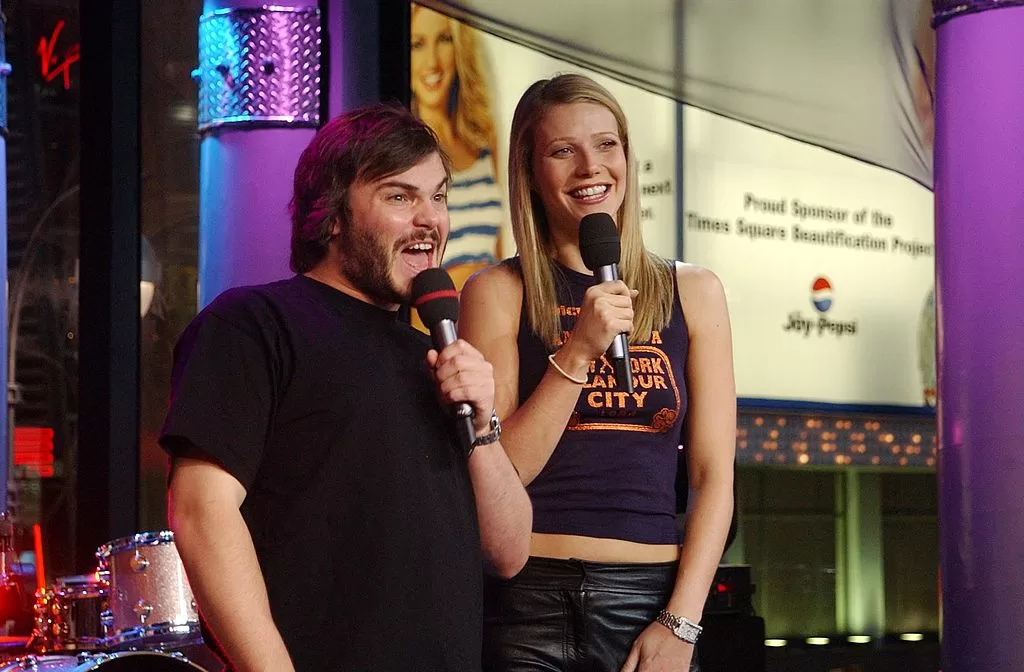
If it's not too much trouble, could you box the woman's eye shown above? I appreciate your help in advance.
[439,32,454,44]
[552,147,572,157]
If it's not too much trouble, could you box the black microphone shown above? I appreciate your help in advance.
[579,212,634,394]
[412,268,477,453]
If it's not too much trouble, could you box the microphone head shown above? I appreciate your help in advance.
[579,213,621,270]
[412,268,460,326]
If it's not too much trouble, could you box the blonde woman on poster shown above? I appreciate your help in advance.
[410,4,506,290]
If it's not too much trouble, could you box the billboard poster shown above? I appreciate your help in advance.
[682,109,935,409]
[408,4,935,410]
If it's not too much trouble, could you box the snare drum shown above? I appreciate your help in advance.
[95,532,200,649]
[33,574,110,652]
[0,650,208,670]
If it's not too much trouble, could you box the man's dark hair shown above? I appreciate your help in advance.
[289,103,451,273]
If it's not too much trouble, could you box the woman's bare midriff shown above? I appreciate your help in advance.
[530,533,680,563]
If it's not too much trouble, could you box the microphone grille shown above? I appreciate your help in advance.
[412,268,460,325]
[579,213,621,270]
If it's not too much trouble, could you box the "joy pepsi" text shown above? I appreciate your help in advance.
[782,311,858,337]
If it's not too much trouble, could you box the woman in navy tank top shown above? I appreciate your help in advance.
[460,74,737,672]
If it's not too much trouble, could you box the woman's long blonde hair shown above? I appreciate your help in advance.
[411,5,495,156]
[508,73,674,347]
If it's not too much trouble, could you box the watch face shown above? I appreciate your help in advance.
[677,621,700,643]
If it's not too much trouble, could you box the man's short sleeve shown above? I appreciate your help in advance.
[159,296,277,490]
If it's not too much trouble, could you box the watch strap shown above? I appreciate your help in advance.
[655,609,702,644]
[471,410,501,449]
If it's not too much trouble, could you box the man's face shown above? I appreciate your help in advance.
[336,153,450,308]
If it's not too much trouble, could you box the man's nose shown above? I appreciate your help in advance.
[414,199,445,228]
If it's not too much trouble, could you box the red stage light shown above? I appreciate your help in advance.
[13,427,56,478]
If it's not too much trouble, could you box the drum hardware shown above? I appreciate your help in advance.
[0,650,207,670]
[0,513,15,583]
[128,553,149,574]
[25,530,202,659]
[31,574,109,653]
[132,600,152,622]
[94,532,200,650]
[0,513,25,633]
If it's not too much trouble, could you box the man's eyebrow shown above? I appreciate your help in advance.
[375,177,449,193]
[376,180,419,192]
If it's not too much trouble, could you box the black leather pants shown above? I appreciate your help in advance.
[482,557,700,672]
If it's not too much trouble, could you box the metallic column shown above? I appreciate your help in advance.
[933,1,1024,669]
[196,1,320,306]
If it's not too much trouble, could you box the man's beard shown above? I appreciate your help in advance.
[339,225,406,306]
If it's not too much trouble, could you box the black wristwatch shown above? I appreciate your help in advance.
[470,410,502,452]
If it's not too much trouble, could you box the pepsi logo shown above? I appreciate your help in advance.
[811,276,833,313]
[783,276,857,337]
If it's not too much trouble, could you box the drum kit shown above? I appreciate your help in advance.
[0,531,214,671]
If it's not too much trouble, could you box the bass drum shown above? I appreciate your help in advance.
[0,651,209,671]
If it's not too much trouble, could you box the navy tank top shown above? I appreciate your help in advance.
[508,258,690,545]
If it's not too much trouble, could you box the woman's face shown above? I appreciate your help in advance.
[410,8,457,113]
[530,102,627,235]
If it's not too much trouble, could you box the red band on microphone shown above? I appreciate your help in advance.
[413,289,459,308]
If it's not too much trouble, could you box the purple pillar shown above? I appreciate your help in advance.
[197,1,320,306]
[325,1,382,117]
[933,1,1024,670]
[0,3,9,510]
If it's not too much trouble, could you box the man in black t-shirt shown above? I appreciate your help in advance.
[161,104,531,672]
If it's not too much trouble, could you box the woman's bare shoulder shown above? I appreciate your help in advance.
[673,261,726,302]
[461,262,523,325]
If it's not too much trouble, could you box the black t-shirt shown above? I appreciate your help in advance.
[160,275,483,671]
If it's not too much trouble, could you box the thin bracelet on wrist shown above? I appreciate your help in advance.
[547,353,587,384]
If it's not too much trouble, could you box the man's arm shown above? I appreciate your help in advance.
[427,339,532,578]
[168,453,295,672]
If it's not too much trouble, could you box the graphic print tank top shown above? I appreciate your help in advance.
[510,258,690,544]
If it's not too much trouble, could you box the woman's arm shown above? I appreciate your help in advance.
[665,262,737,622]
[620,263,736,671]
[459,264,633,485]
